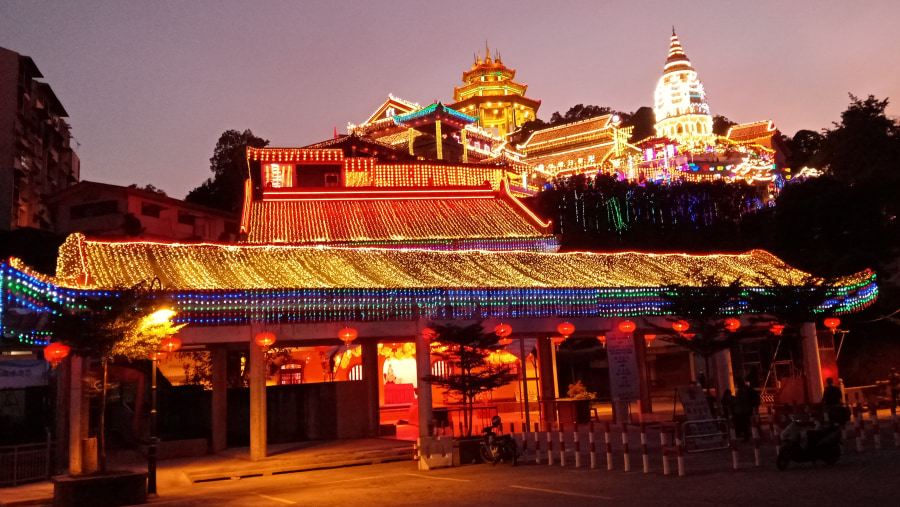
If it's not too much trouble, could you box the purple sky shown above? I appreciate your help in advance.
[2,1,898,199]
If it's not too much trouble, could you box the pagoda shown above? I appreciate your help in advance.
[448,43,541,139]
[653,29,715,149]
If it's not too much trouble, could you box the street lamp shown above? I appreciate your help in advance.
[148,324,181,495]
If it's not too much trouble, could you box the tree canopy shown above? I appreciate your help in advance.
[185,129,269,213]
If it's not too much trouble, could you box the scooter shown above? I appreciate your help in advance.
[480,415,518,466]
[776,415,842,470]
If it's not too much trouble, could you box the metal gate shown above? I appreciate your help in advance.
[0,436,54,487]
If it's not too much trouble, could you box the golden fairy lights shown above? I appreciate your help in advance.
[55,233,873,293]
[244,198,552,244]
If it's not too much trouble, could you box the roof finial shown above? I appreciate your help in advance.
[485,40,491,63]
[672,25,676,36]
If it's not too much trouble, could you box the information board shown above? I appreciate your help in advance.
[606,333,639,402]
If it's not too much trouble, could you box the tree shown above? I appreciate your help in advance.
[127,183,167,196]
[785,129,825,170]
[713,115,737,136]
[421,322,516,437]
[185,129,269,212]
[621,106,656,142]
[47,288,184,472]
[658,272,749,393]
[548,104,618,126]
[814,94,900,186]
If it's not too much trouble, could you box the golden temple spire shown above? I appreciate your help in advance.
[484,40,491,63]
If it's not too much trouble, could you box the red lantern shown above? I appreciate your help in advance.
[618,321,636,333]
[672,320,690,333]
[255,331,276,350]
[43,342,70,368]
[724,318,741,332]
[151,350,168,361]
[557,322,575,338]
[498,337,513,347]
[824,318,840,330]
[422,327,437,341]
[338,327,358,346]
[770,324,785,336]
[644,334,657,347]
[682,333,695,341]
[494,323,512,338]
[551,336,566,347]
[597,335,607,347]
[160,336,182,354]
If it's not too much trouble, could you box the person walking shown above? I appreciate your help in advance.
[822,377,846,425]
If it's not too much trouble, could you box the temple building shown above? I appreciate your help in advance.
[653,29,715,149]
[447,44,541,140]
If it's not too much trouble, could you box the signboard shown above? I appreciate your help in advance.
[606,333,639,402]
[676,385,723,449]
[676,385,714,421]
[0,360,48,388]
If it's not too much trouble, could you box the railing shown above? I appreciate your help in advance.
[0,434,54,487]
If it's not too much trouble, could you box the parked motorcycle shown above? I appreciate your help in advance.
[776,415,842,470]
[480,416,518,466]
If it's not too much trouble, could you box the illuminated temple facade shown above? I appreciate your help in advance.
[653,29,715,149]
[0,35,861,471]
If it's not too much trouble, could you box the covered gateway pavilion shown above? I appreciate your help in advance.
[2,235,877,463]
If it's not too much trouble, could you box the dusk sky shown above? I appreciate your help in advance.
[2,1,898,199]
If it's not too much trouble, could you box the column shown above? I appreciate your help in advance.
[712,348,734,396]
[362,340,380,437]
[801,322,824,403]
[211,346,228,452]
[633,331,652,415]
[435,121,443,160]
[68,355,85,475]
[414,324,433,438]
[536,336,556,428]
[408,129,415,156]
[249,340,267,460]
[461,129,468,163]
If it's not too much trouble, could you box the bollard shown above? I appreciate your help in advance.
[660,429,670,476]
[559,422,566,467]
[855,416,864,453]
[729,427,739,470]
[622,422,631,472]
[605,421,614,470]
[534,422,541,465]
[547,423,554,466]
[751,417,761,467]
[574,423,584,468]
[640,423,649,474]
[773,413,781,452]
[767,406,776,440]
[520,423,528,459]
[870,406,881,450]
[675,434,685,477]
[893,413,900,448]
[589,421,597,469]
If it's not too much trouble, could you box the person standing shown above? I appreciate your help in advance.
[888,368,900,413]
[733,382,759,441]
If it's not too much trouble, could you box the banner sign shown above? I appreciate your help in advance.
[0,360,48,388]
[606,333,639,401]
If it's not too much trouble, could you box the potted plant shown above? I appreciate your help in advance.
[558,380,596,424]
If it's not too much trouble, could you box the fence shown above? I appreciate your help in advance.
[0,436,55,487]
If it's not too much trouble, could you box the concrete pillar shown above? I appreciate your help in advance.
[801,322,823,403]
[55,357,70,475]
[249,340,267,461]
[361,340,380,437]
[211,346,228,452]
[633,331,652,414]
[408,128,414,156]
[461,129,468,163]
[712,348,734,397]
[536,336,556,429]
[68,355,85,475]
[414,324,433,438]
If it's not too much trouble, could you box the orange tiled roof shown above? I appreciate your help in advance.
[519,115,614,151]
[244,189,553,246]
[727,121,776,143]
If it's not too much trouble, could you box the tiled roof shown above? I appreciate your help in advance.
[55,235,873,294]
[519,115,614,151]
[243,191,551,245]
[727,121,776,143]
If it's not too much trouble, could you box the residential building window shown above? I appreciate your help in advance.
[177,211,196,225]
[70,200,118,219]
[141,202,164,218]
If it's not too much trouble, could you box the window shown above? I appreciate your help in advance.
[177,211,195,225]
[70,200,118,219]
[141,202,164,218]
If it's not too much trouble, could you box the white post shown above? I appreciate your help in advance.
[800,322,824,403]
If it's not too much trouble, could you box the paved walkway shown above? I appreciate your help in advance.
[0,438,416,507]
